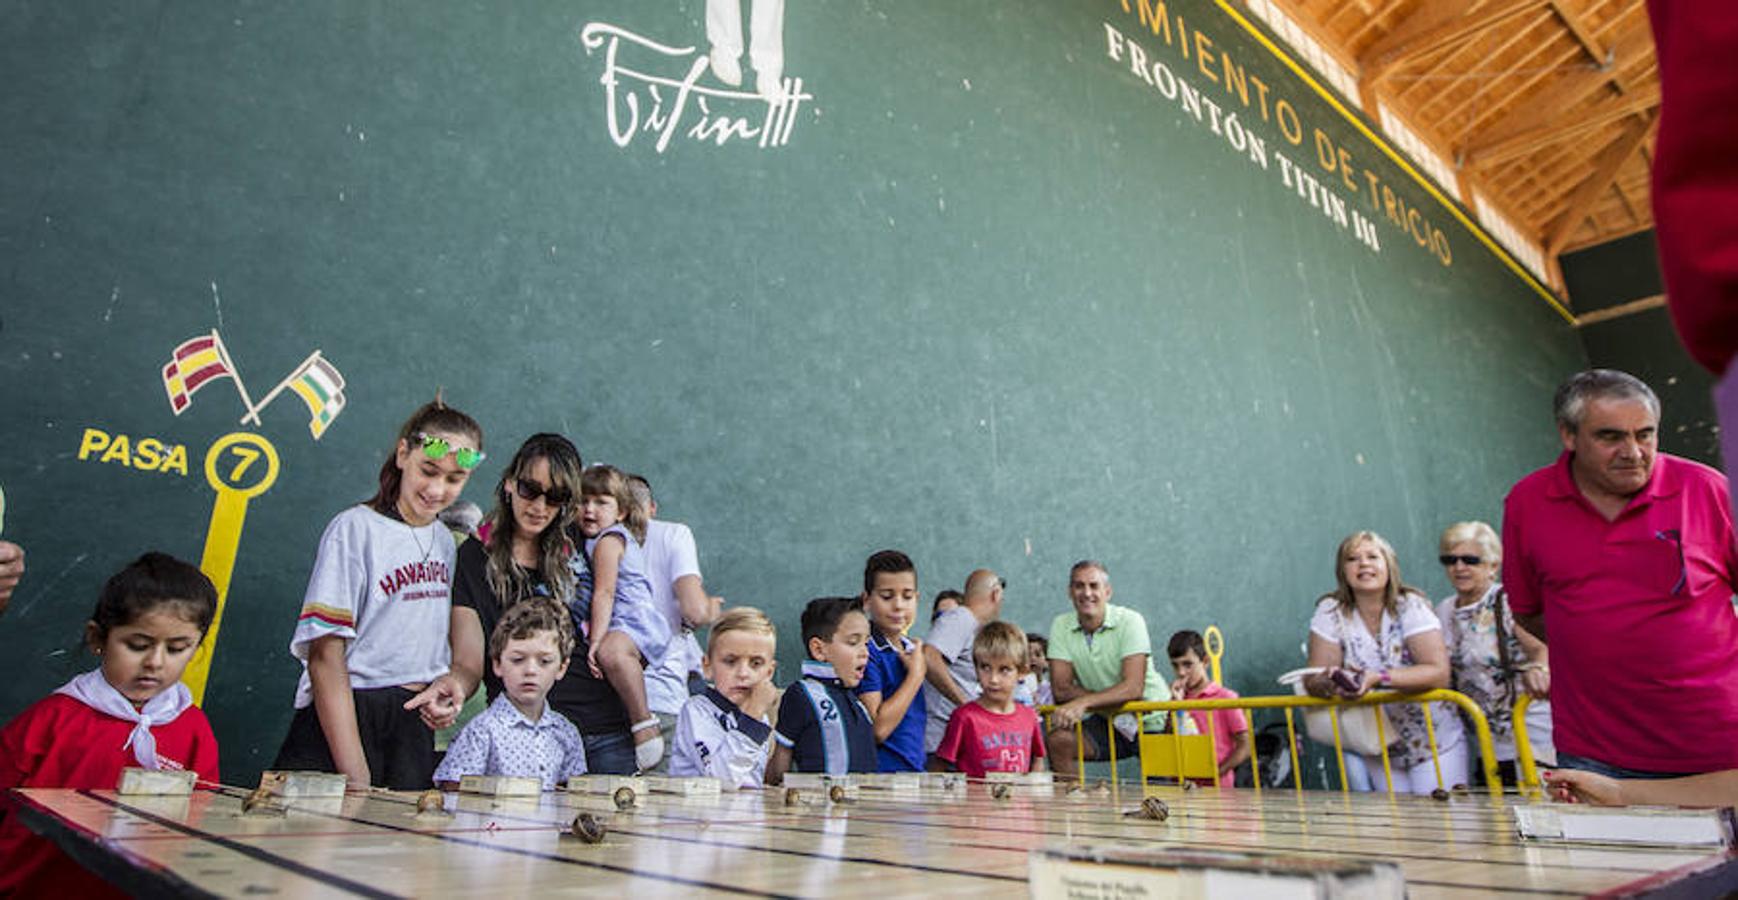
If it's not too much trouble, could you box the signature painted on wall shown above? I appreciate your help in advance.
[581,22,813,154]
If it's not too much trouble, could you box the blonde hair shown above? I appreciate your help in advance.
[1439,521,1501,565]
[579,464,647,543]
[707,606,777,653]
[972,620,1026,666]
[1323,530,1422,616]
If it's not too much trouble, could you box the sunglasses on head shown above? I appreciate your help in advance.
[412,432,485,470]
[512,479,571,507]
[1439,554,1483,566]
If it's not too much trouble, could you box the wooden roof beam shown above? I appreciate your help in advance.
[1549,0,1608,66]
[1430,10,1564,128]
[1545,113,1656,253]
[1611,179,1641,226]
[1572,293,1665,327]
[1467,84,1660,167]
[1360,0,1547,82]
[1346,5,1394,46]
[1453,39,1582,140]
[1463,22,1651,149]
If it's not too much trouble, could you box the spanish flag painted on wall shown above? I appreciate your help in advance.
[286,353,347,439]
[162,331,236,414]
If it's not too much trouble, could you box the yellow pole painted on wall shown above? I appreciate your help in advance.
[1203,625,1224,685]
[182,432,279,705]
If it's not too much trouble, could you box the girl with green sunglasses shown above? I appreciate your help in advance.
[272,398,484,791]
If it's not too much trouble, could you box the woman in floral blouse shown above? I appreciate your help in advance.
[1434,521,1554,786]
[1304,531,1466,793]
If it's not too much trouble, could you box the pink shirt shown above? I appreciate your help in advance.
[1503,451,1738,773]
[935,701,1045,778]
[1181,681,1249,787]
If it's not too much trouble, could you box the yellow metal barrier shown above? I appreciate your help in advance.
[1143,730,1224,783]
[1204,625,1225,685]
[1513,693,1541,790]
[1043,689,1502,798]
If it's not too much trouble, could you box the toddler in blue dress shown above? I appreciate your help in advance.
[573,464,672,772]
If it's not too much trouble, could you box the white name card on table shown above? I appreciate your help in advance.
[117,768,197,796]
[782,774,862,806]
[1029,844,1405,900]
[644,775,721,796]
[988,771,1055,796]
[1514,804,1738,848]
[920,772,966,791]
[458,775,543,797]
[785,772,966,795]
[257,771,347,799]
[567,775,647,796]
[855,772,922,792]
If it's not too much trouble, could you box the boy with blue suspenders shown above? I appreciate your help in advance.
[766,597,877,782]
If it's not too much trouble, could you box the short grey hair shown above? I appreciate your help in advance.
[1553,369,1659,432]
[1069,559,1110,584]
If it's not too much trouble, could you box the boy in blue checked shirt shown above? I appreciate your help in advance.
[765,597,877,783]
[434,597,587,789]
[853,550,928,772]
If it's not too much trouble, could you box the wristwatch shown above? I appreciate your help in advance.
[1377,669,1392,688]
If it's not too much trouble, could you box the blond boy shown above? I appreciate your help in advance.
[670,608,778,786]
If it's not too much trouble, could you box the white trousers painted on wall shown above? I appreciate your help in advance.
[706,0,787,100]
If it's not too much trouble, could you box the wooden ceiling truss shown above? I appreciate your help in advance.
[1251,0,1660,305]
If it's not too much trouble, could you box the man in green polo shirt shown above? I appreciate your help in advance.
[1045,559,1170,782]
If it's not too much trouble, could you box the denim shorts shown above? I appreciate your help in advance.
[1554,752,1685,780]
[582,728,638,775]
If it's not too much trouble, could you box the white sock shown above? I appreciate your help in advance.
[635,734,666,772]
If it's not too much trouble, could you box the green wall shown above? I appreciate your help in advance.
[0,0,1583,781]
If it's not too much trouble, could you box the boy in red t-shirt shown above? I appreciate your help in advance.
[933,621,1046,777]
[1168,630,1249,787]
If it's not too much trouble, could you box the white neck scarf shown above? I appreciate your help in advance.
[54,669,193,769]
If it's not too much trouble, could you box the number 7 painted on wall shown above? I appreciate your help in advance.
[181,432,280,704]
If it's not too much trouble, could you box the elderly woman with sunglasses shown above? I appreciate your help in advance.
[1434,521,1554,786]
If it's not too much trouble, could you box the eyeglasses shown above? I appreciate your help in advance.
[412,432,485,470]
[513,479,571,507]
[1438,554,1483,566]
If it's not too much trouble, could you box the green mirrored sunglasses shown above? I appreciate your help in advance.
[412,431,485,470]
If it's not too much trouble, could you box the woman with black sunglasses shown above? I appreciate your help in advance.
[1434,521,1555,787]
[442,433,639,775]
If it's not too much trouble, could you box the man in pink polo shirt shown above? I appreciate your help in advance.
[1503,369,1738,779]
